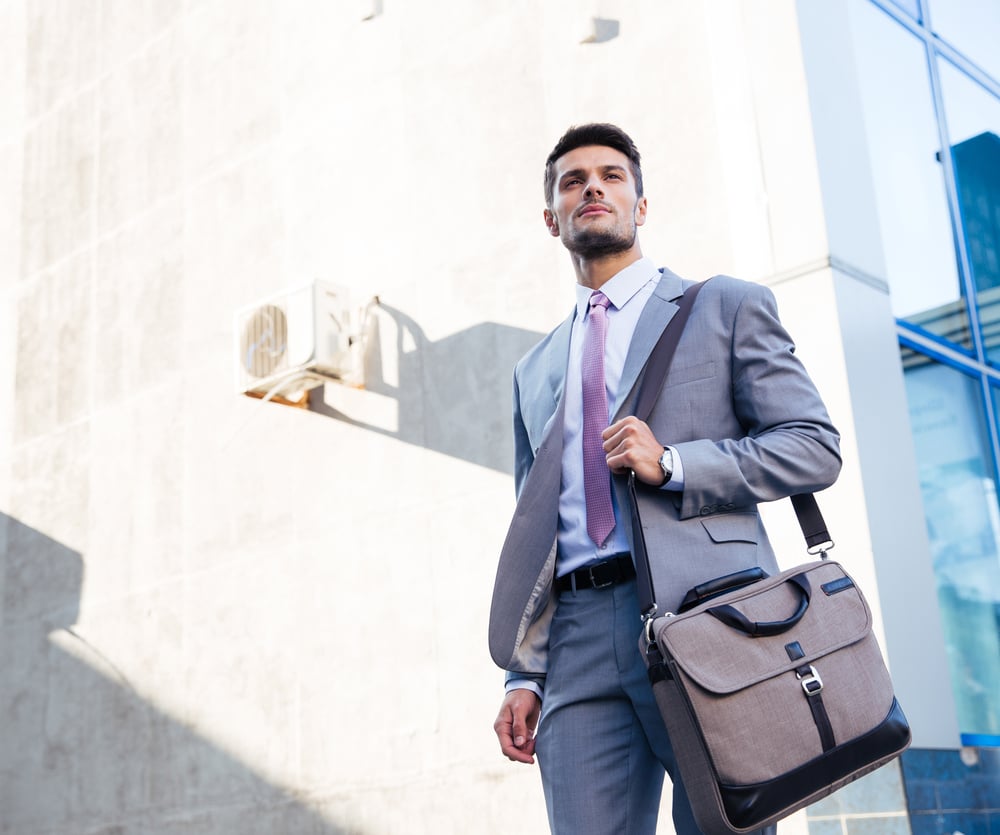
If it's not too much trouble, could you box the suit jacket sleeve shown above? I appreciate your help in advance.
[670,281,841,520]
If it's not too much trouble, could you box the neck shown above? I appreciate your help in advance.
[571,244,644,291]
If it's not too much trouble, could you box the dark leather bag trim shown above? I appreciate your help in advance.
[718,699,912,829]
[822,576,855,596]
[678,567,767,614]
[645,641,673,685]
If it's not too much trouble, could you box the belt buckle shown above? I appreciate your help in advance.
[588,561,615,589]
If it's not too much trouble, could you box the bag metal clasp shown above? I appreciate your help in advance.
[796,665,824,696]
[807,539,835,560]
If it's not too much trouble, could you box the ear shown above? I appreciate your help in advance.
[634,196,648,227]
[543,209,560,237]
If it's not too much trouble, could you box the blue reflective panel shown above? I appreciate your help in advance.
[927,0,1000,83]
[904,360,1000,738]
[852,0,968,350]
[938,59,1000,364]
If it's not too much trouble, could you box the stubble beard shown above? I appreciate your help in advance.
[563,211,637,259]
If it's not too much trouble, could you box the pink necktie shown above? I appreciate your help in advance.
[582,291,615,547]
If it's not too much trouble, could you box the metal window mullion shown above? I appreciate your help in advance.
[880,0,1000,750]
[932,36,1000,101]
[915,0,1000,507]
[896,321,1000,379]
[868,0,992,364]
[869,0,1000,97]
[921,22,987,365]
[867,0,925,37]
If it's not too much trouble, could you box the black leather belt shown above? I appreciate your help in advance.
[555,553,635,593]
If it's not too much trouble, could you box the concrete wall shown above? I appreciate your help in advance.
[0,1,911,832]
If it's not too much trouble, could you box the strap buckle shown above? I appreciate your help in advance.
[796,665,824,696]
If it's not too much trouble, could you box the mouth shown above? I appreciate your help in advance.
[577,202,612,218]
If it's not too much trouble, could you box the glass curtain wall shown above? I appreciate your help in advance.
[858,0,1000,745]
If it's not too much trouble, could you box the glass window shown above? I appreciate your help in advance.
[852,0,968,351]
[927,0,1000,84]
[884,0,921,22]
[938,59,1000,364]
[904,360,1000,739]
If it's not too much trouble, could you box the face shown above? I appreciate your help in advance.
[544,145,647,258]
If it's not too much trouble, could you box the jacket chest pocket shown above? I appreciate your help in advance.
[700,512,759,545]
[667,360,716,387]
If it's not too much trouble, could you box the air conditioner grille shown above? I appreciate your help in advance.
[241,304,289,378]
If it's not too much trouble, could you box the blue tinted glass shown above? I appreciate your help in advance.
[927,0,1000,82]
[852,0,967,348]
[938,59,1000,364]
[905,362,1000,737]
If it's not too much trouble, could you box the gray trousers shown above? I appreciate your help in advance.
[535,579,775,835]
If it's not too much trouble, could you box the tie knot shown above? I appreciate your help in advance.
[590,291,611,312]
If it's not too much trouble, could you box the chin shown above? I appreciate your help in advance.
[567,229,636,258]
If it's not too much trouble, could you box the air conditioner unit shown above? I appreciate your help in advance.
[234,281,373,401]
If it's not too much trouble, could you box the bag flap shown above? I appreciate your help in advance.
[654,561,872,695]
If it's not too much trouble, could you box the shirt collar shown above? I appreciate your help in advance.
[574,256,659,318]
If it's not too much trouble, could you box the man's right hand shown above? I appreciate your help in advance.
[493,688,542,764]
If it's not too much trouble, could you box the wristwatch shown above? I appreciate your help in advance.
[658,447,674,486]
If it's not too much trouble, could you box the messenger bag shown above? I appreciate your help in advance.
[630,280,911,833]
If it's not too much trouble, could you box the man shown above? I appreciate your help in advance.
[489,123,841,835]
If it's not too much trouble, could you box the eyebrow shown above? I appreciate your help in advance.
[559,164,628,184]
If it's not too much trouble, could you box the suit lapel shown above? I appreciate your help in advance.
[531,310,574,444]
[546,311,574,403]
[612,268,686,418]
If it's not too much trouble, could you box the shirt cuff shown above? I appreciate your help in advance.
[505,678,544,699]
[660,445,684,490]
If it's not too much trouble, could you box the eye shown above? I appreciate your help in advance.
[606,172,623,180]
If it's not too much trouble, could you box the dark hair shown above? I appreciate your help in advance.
[543,123,643,206]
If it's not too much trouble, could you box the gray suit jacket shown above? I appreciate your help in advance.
[488,269,841,678]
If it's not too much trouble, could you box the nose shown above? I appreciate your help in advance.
[584,177,604,198]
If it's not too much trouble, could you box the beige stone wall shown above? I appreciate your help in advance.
[0,1,918,832]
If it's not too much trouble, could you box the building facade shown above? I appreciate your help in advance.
[797,1,1000,832]
[0,1,997,833]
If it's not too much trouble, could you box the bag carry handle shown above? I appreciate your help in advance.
[677,566,767,614]
[706,574,811,637]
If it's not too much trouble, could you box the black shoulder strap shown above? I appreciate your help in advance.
[628,279,832,619]
[632,281,708,422]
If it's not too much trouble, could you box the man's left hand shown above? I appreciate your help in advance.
[603,416,664,485]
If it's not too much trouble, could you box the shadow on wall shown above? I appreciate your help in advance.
[310,304,544,476]
[0,512,354,835]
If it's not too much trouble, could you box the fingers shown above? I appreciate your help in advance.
[494,690,541,765]
[602,417,663,485]
[495,714,535,763]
